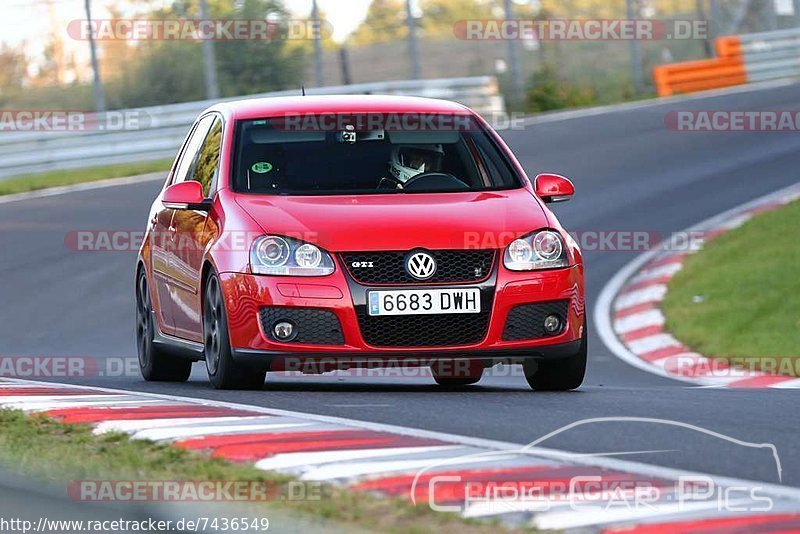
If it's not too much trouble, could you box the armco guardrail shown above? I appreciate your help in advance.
[653,28,800,96]
[0,76,504,181]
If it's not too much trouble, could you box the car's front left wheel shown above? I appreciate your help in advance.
[136,269,192,382]
[203,273,266,390]
[523,324,587,391]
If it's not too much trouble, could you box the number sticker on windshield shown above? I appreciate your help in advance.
[251,162,273,174]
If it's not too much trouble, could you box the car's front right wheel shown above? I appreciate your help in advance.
[523,325,587,391]
[203,273,266,390]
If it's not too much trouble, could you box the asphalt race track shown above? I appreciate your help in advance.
[2,83,799,488]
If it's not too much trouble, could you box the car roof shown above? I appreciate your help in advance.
[204,94,473,121]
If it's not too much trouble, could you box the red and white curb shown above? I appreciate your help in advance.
[3,378,800,532]
[596,182,800,389]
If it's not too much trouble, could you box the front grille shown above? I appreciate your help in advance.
[357,311,491,347]
[342,249,496,285]
[502,300,569,341]
[259,307,344,345]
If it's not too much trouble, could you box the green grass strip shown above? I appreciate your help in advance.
[662,200,800,376]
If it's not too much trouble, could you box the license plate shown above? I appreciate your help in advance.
[368,288,481,316]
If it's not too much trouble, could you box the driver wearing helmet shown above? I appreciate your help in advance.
[378,144,444,190]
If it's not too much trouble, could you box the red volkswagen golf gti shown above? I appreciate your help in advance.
[136,95,586,390]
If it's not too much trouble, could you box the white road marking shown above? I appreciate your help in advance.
[630,262,683,283]
[256,446,461,471]
[301,454,519,482]
[328,404,394,408]
[770,379,800,389]
[93,416,255,434]
[626,334,682,355]
[0,394,115,402]
[614,309,665,334]
[532,499,755,530]
[0,394,149,407]
[0,398,165,411]
[133,421,314,441]
[614,285,667,310]
[0,172,165,206]
[718,214,752,230]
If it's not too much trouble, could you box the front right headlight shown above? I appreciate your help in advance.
[250,235,335,276]
[504,230,569,271]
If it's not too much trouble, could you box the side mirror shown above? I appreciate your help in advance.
[534,173,575,203]
[162,181,211,211]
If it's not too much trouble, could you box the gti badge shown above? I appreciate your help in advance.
[405,251,437,280]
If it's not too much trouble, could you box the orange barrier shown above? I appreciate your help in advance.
[715,36,743,58]
[653,36,745,96]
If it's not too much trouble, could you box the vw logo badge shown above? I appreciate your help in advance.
[405,251,437,280]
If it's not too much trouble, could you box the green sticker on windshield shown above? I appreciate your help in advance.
[251,162,273,174]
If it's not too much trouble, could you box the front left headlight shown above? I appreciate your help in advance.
[504,230,569,271]
[250,235,335,276]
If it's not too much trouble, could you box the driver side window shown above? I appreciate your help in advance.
[192,118,223,198]
[172,115,215,186]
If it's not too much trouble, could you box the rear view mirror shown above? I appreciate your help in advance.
[534,173,575,203]
[162,181,211,211]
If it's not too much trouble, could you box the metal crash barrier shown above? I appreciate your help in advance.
[0,76,505,181]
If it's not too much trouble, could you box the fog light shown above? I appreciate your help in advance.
[273,321,296,341]
[543,314,562,334]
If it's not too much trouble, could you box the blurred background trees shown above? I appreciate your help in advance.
[1,0,795,112]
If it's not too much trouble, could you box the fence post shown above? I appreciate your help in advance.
[626,0,645,94]
[84,0,106,112]
[503,0,524,106]
[312,0,325,86]
[198,0,220,99]
[406,0,422,79]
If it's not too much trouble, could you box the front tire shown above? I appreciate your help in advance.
[203,273,266,390]
[136,269,192,382]
[523,325,587,391]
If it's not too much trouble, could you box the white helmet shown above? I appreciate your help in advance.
[388,144,444,183]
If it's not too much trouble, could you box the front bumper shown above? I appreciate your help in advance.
[231,340,583,369]
[218,262,585,368]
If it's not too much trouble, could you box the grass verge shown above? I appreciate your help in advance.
[661,200,800,376]
[0,409,518,533]
[0,159,172,196]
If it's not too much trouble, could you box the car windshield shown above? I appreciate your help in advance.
[232,114,521,195]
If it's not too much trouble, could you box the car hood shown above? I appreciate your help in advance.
[235,189,548,252]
